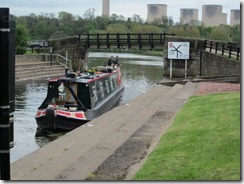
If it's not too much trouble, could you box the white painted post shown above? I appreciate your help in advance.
[170,59,173,79]
[66,51,68,67]
[185,59,188,78]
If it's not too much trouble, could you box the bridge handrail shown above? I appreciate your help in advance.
[55,53,72,69]
[78,33,175,49]
[204,40,240,60]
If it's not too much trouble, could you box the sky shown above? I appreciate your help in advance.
[0,0,241,24]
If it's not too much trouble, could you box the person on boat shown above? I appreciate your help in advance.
[112,56,121,69]
[113,56,119,65]
[107,56,114,66]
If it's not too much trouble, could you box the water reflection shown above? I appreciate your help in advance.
[11,52,164,162]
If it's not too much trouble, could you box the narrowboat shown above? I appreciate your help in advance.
[35,65,124,131]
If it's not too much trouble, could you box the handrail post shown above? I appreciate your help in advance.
[162,33,165,45]
[66,51,68,67]
[106,33,110,48]
[97,33,100,49]
[215,42,218,54]
[138,33,142,49]
[237,47,240,60]
[222,44,225,55]
[127,33,131,49]
[87,34,90,48]
[204,40,207,50]
[150,33,154,50]
[116,33,120,48]
[78,34,81,44]
[210,41,213,52]
[229,46,232,58]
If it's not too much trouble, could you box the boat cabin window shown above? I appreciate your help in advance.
[105,80,110,94]
[110,78,114,91]
[92,85,98,102]
[99,81,105,98]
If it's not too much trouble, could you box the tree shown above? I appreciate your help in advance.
[230,25,240,43]
[83,8,96,20]
[49,31,68,39]
[132,14,144,23]
[16,24,28,54]
[151,16,174,32]
[132,24,161,34]
[106,24,129,33]
[209,25,231,41]
[169,26,185,37]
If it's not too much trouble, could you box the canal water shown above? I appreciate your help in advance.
[11,52,164,162]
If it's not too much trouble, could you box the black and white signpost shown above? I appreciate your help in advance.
[168,42,190,79]
[0,8,15,180]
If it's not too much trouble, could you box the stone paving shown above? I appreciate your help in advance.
[194,82,240,96]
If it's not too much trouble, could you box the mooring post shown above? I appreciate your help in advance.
[0,7,16,180]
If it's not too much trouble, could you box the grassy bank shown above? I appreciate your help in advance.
[134,92,240,181]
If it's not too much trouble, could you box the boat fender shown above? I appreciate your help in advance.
[46,108,57,119]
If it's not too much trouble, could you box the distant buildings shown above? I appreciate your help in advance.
[100,1,240,26]
[230,9,240,26]
[202,5,227,26]
[180,9,198,24]
[147,4,167,22]
[102,0,110,17]
[146,3,239,26]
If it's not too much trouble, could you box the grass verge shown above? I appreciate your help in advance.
[133,92,240,180]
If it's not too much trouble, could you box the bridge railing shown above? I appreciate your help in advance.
[204,40,240,60]
[78,33,175,50]
[56,54,72,69]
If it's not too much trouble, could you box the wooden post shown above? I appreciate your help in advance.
[210,41,213,52]
[215,42,218,54]
[116,33,120,48]
[229,46,232,58]
[222,44,225,55]
[87,34,90,48]
[237,48,240,60]
[138,33,142,49]
[106,33,110,48]
[97,33,100,49]
[127,33,131,49]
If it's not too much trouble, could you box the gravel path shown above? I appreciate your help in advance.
[195,82,240,96]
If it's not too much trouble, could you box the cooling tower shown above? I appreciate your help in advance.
[147,4,167,22]
[222,13,227,25]
[202,5,225,26]
[180,9,198,24]
[230,9,240,26]
[102,0,110,17]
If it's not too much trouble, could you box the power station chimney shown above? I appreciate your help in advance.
[102,0,110,17]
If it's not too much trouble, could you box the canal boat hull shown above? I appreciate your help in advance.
[35,65,124,131]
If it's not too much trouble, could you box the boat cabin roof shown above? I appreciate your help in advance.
[49,67,117,84]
